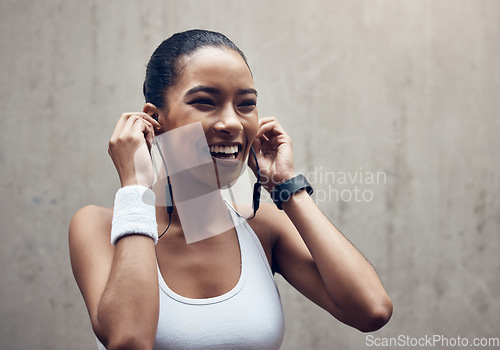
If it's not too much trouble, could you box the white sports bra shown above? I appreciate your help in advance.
[97,207,284,350]
[154,207,284,349]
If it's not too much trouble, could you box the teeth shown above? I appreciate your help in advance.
[209,145,239,154]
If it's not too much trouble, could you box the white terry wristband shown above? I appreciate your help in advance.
[111,185,158,245]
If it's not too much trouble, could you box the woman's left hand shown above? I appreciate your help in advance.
[249,117,296,193]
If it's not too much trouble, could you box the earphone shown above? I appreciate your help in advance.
[246,146,261,219]
[155,139,173,239]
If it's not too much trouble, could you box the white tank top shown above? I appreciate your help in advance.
[154,207,284,349]
[96,207,284,350]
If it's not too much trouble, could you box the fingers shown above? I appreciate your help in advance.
[131,117,154,148]
[254,117,292,151]
[255,117,287,140]
[113,113,160,134]
[123,112,160,129]
[111,113,159,148]
[142,113,161,129]
[109,113,159,187]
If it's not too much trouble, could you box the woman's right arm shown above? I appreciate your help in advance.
[69,113,161,350]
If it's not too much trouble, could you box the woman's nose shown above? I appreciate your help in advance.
[213,105,243,135]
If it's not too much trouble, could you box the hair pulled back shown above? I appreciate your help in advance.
[143,29,249,109]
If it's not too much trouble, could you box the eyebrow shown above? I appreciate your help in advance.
[185,85,258,96]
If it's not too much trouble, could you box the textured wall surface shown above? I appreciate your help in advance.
[1,1,499,349]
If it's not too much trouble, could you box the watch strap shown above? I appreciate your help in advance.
[271,174,313,210]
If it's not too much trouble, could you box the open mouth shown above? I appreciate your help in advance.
[209,144,242,160]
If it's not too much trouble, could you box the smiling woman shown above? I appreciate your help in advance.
[69,29,392,350]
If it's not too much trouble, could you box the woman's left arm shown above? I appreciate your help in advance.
[279,192,392,332]
[251,117,392,332]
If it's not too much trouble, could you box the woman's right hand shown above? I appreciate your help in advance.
[108,112,161,188]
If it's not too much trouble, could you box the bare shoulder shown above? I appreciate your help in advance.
[69,205,113,242]
[71,204,113,223]
[248,202,293,238]
[69,205,114,264]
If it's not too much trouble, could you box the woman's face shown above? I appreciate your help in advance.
[157,46,258,187]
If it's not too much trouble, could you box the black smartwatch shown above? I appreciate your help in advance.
[271,174,314,210]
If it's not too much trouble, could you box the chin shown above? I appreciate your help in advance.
[213,158,246,188]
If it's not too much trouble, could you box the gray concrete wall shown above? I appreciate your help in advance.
[1,0,499,349]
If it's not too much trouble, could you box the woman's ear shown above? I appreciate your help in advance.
[143,103,161,122]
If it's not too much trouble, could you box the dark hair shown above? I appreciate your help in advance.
[143,29,249,109]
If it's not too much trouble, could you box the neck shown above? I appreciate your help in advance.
[152,159,238,242]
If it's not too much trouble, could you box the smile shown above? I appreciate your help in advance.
[209,144,242,160]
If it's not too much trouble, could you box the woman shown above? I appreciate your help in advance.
[69,29,392,350]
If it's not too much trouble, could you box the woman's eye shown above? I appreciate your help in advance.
[238,100,256,112]
[188,99,216,109]
[188,98,215,112]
